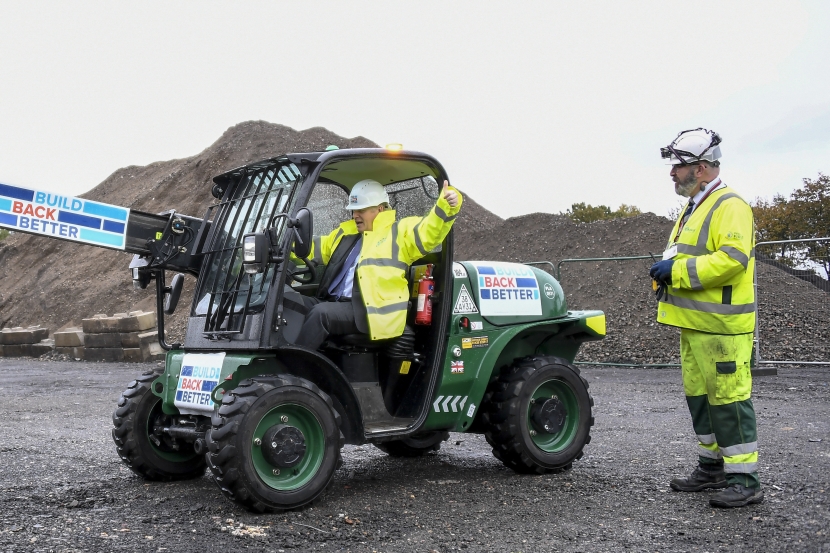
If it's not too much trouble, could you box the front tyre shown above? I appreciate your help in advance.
[206,375,343,513]
[482,356,593,474]
[111,371,207,480]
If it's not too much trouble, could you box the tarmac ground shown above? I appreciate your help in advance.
[0,359,827,552]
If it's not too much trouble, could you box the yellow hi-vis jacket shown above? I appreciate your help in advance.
[657,186,756,335]
[309,188,463,340]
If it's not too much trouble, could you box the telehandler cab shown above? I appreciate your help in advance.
[1,148,605,512]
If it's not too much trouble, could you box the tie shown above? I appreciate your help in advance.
[327,237,362,299]
[674,200,695,242]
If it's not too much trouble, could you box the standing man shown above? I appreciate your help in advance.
[296,178,461,350]
[649,128,762,508]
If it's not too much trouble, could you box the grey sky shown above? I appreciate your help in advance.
[1,1,828,219]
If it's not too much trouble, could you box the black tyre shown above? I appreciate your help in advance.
[374,431,450,457]
[482,356,593,474]
[206,375,343,513]
[112,371,207,480]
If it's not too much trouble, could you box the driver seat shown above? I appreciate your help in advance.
[328,325,416,358]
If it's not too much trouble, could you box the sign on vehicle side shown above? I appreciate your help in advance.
[0,183,130,250]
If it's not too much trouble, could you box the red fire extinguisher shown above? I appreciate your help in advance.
[415,264,434,326]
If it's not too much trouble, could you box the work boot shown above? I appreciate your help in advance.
[709,484,764,508]
[670,465,728,492]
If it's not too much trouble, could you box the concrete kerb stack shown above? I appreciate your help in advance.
[0,326,53,357]
[53,327,85,359]
[81,311,165,362]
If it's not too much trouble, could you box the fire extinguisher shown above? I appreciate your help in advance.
[415,264,434,326]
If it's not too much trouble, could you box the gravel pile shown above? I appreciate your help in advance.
[0,121,827,362]
[454,211,830,364]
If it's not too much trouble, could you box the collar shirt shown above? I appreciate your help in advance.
[690,177,724,214]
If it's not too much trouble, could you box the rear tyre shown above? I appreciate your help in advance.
[206,375,343,513]
[374,431,450,457]
[482,356,593,474]
[111,371,207,480]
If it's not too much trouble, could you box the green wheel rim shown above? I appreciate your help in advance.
[251,403,325,491]
[145,397,200,463]
[527,378,580,453]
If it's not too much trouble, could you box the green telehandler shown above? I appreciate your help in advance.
[1,148,605,512]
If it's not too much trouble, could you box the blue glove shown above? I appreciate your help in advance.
[649,259,674,284]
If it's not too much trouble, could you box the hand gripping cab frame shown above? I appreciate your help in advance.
[2,148,605,512]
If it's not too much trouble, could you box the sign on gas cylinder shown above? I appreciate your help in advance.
[0,183,130,249]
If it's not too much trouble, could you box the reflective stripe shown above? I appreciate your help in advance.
[750,247,755,259]
[720,246,749,269]
[412,221,427,256]
[677,243,710,256]
[434,205,457,223]
[697,433,717,445]
[696,193,740,250]
[666,293,755,315]
[333,228,344,244]
[366,300,409,315]
[724,462,758,474]
[698,445,722,459]
[359,258,408,271]
[688,258,704,290]
[312,236,323,263]
[391,221,400,261]
[721,441,758,457]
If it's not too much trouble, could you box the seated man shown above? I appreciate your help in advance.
[296,178,462,350]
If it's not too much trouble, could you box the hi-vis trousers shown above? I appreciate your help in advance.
[681,329,760,489]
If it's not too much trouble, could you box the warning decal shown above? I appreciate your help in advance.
[453,284,479,314]
[174,352,225,415]
[461,336,489,349]
[474,262,542,316]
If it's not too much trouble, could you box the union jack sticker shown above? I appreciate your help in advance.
[450,360,464,374]
[350,195,358,204]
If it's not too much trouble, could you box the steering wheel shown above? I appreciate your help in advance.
[289,256,317,285]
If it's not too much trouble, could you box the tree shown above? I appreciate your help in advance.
[752,193,795,254]
[790,174,830,277]
[563,202,642,223]
[753,173,830,277]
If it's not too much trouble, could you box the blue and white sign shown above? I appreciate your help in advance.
[174,352,226,415]
[474,261,542,316]
[0,183,130,250]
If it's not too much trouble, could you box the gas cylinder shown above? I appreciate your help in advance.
[415,264,434,325]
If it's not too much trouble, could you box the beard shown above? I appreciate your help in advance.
[674,170,698,197]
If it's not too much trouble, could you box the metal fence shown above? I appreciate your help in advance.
[755,238,830,365]
[524,236,830,367]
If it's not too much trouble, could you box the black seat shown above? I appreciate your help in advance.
[329,326,416,358]
[337,333,386,349]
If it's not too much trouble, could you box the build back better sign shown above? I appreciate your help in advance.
[0,182,130,249]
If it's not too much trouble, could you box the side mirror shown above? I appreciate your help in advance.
[291,207,314,260]
[163,273,185,314]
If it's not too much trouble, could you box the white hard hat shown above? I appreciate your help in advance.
[661,128,722,165]
[346,179,389,210]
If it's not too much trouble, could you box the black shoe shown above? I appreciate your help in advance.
[670,466,728,492]
[709,484,764,508]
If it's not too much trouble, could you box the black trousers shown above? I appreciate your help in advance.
[295,297,360,350]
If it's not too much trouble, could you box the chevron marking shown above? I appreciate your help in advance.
[433,396,444,412]
[442,396,453,412]
[450,396,461,412]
